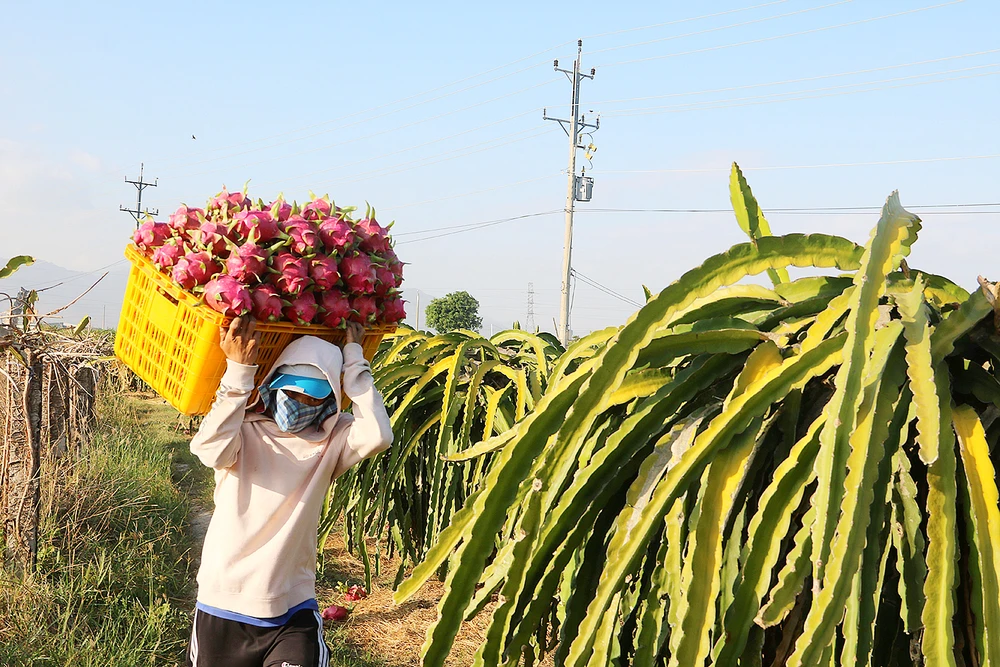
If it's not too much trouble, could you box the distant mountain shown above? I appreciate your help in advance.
[0,258,130,330]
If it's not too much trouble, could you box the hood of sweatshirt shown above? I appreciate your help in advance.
[245,335,344,443]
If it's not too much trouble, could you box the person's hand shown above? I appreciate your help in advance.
[219,315,260,365]
[345,321,365,346]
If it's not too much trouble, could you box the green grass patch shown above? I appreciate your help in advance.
[0,392,199,666]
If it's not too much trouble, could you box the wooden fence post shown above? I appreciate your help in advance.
[23,349,42,572]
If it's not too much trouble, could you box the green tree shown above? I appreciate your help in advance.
[425,291,482,332]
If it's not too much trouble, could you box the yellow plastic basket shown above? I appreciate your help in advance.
[114,244,395,415]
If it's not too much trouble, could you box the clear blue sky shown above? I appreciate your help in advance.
[2,0,998,334]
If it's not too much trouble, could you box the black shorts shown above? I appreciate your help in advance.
[186,608,330,667]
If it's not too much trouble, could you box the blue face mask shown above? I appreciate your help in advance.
[258,385,334,434]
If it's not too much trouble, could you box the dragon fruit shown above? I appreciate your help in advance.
[373,265,398,297]
[132,220,172,250]
[207,186,250,218]
[339,254,376,294]
[318,217,357,254]
[269,198,293,222]
[355,206,391,254]
[194,221,232,256]
[301,195,334,221]
[203,275,252,317]
[168,205,204,233]
[318,292,352,328]
[321,604,349,622]
[225,243,270,283]
[379,296,406,324]
[250,284,284,322]
[284,291,319,326]
[281,216,322,255]
[172,251,221,290]
[151,238,186,269]
[350,295,378,325]
[310,256,340,291]
[232,209,280,244]
[271,252,312,296]
[344,585,368,602]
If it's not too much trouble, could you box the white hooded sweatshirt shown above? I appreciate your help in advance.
[190,336,393,617]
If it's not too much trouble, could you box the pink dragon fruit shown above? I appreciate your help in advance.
[151,238,186,270]
[271,252,312,296]
[203,275,252,317]
[132,220,172,250]
[232,209,280,244]
[383,247,404,282]
[344,585,368,602]
[284,291,319,326]
[194,221,232,256]
[379,296,406,324]
[321,604,349,622]
[269,198,293,223]
[207,186,250,218]
[310,256,340,291]
[250,284,284,322]
[350,294,378,325]
[355,206,392,254]
[281,216,322,255]
[339,254,376,295]
[172,251,221,290]
[318,217,357,254]
[225,243,270,283]
[373,265,398,297]
[301,195,334,221]
[318,292,352,328]
[168,205,204,233]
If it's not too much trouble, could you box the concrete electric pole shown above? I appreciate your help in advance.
[120,163,159,229]
[544,40,598,346]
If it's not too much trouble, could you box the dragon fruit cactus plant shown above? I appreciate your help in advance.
[131,186,404,327]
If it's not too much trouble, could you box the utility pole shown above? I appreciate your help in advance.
[544,40,598,346]
[415,291,421,330]
[120,163,159,229]
[526,282,535,332]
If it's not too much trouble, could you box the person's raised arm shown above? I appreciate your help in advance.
[334,321,393,477]
[190,316,260,469]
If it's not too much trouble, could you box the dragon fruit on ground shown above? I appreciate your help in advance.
[310,256,340,291]
[344,585,367,602]
[226,243,270,283]
[151,238,186,269]
[271,252,312,296]
[339,254,376,294]
[284,291,319,326]
[133,220,172,250]
[232,209,280,244]
[203,275,252,317]
[318,292,352,328]
[250,284,284,322]
[350,295,378,325]
[321,605,349,622]
[172,251,221,290]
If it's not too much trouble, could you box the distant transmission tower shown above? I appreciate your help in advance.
[526,282,535,332]
[120,163,159,228]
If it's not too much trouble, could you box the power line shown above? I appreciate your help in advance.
[394,210,562,244]
[586,0,852,56]
[593,154,1000,174]
[572,269,644,308]
[380,173,562,213]
[582,0,792,39]
[603,65,1000,116]
[579,48,1000,107]
[596,1,965,68]
[579,203,1000,213]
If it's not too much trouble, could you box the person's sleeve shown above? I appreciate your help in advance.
[334,342,394,477]
[189,359,256,469]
